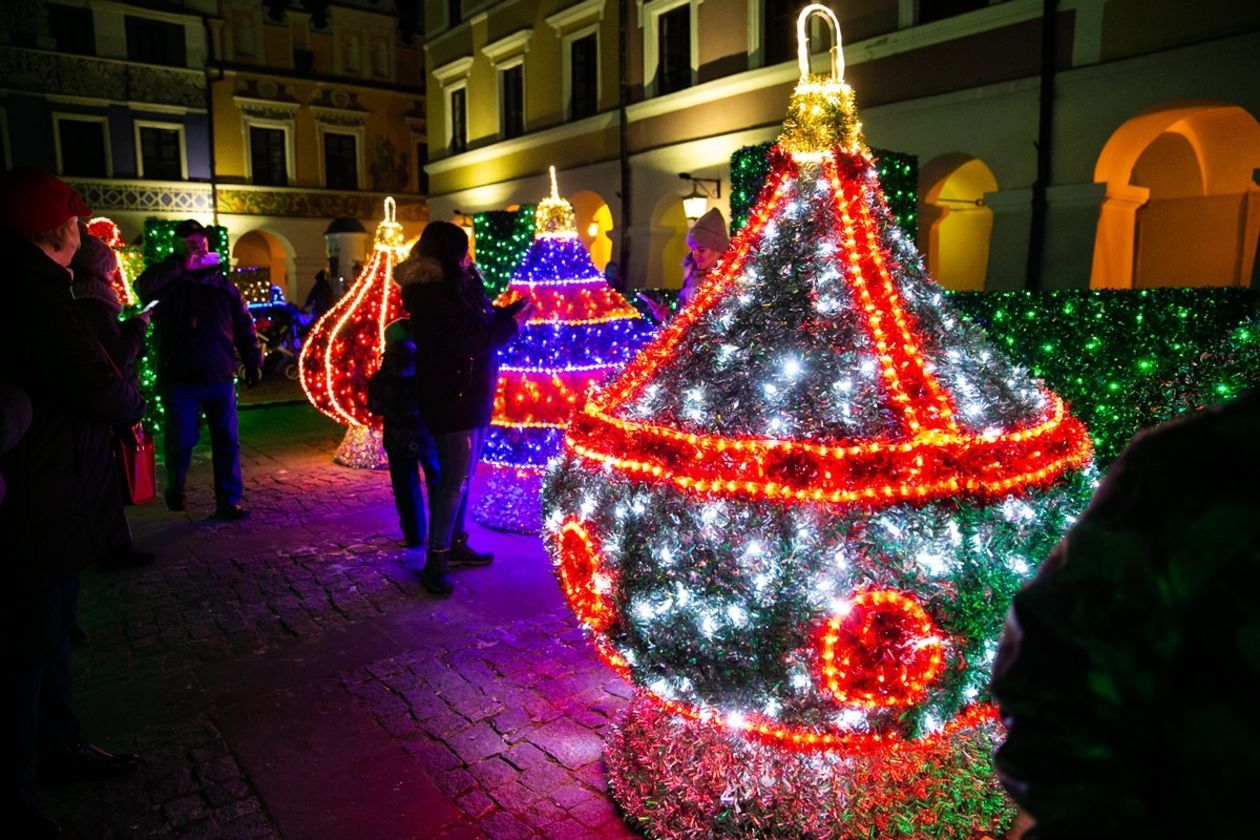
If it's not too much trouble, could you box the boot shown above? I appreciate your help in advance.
[450,535,493,567]
[420,549,454,597]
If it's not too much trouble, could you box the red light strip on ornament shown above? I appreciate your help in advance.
[565,391,1090,508]
[825,152,959,435]
[561,147,1090,509]
[494,367,609,426]
[499,285,641,325]
[817,589,945,709]
[594,165,793,412]
[593,637,996,756]
[554,519,616,632]
[323,252,381,426]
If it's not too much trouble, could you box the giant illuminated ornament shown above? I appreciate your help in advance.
[474,168,654,533]
[541,6,1094,836]
[299,197,408,467]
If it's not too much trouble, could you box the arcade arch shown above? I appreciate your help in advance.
[1090,102,1260,288]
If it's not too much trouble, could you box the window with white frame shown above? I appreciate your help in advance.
[431,55,473,156]
[448,86,468,154]
[547,0,604,120]
[247,123,291,186]
[135,121,185,180]
[639,0,700,98]
[499,62,525,139]
[481,29,532,141]
[54,114,111,177]
[569,31,598,119]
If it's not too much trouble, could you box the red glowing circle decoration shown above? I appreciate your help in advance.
[817,589,946,709]
[554,519,616,632]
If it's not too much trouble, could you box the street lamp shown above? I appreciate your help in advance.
[679,173,721,221]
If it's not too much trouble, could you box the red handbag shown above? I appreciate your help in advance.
[115,422,156,505]
[94,338,157,505]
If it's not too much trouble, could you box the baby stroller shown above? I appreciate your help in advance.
[244,303,301,381]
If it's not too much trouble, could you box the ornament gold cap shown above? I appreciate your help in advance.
[777,4,865,158]
[374,196,407,252]
[534,165,578,237]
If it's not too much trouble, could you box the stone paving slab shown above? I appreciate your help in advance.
[38,404,643,839]
[337,608,640,840]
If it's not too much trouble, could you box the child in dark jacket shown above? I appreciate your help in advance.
[368,319,439,555]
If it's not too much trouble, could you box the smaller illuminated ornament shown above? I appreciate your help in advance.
[298,197,409,468]
[86,216,137,306]
[473,167,653,533]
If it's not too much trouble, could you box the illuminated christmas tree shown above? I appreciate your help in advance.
[475,168,653,534]
[542,6,1094,836]
[299,197,408,467]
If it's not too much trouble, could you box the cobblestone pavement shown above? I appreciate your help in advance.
[42,403,640,839]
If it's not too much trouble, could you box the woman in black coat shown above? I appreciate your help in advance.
[395,222,532,595]
[69,229,153,568]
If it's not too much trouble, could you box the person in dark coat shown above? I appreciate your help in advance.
[395,221,533,595]
[304,269,333,321]
[0,167,147,838]
[69,226,154,568]
[0,384,33,506]
[134,219,261,519]
[990,388,1260,839]
[367,319,440,555]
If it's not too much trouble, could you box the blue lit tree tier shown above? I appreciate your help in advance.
[476,234,654,534]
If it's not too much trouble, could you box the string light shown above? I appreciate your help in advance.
[542,5,1092,835]
[475,170,654,533]
[298,198,407,465]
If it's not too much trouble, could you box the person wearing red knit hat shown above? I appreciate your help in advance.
[0,167,146,839]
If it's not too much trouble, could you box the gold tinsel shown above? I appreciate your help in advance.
[534,165,578,237]
[374,196,407,252]
[777,73,865,158]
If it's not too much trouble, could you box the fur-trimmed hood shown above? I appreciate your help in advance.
[394,255,445,287]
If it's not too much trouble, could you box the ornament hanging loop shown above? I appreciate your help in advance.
[796,4,845,84]
[383,195,397,224]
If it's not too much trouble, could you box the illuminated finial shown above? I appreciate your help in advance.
[778,4,865,159]
[534,165,578,237]
[374,196,407,252]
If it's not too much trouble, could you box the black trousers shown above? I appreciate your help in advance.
[4,576,80,804]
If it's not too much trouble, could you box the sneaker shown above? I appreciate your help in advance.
[164,490,186,511]
[213,504,250,521]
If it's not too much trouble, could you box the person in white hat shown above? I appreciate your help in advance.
[642,207,730,323]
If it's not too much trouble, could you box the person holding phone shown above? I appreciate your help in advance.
[134,220,261,520]
[69,224,156,568]
[640,207,730,323]
[394,221,533,596]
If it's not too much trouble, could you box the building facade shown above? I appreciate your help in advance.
[422,0,1260,292]
[1,0,428,303]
